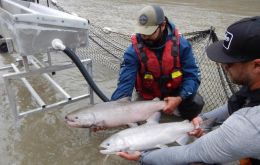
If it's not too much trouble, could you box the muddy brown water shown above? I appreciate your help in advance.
[0,0,259,164]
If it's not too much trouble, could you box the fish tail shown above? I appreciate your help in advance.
[201,118,217,132]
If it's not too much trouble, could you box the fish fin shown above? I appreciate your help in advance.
[146,112,161,125]
[152,97,160,101]
[116,97,131,103]
[155,144,168,149]
[176,134,195,145]
[201,118,217,133]
[127,123,138,128]
[180,120,190,124]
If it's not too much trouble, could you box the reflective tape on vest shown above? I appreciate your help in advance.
[171,71,182,79]
[144,74,154,80]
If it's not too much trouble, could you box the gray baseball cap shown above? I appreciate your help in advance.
[135,5,165,35]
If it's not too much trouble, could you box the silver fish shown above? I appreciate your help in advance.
[65,98,165,128]
[100,119,215,154]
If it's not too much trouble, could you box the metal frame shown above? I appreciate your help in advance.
[0,0,94,121]
[0,0,89,56]
[1,54,94,120]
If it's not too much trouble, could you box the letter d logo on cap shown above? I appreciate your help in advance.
[223,31,233,50]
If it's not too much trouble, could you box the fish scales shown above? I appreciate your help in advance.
[65,99,165,128]
[100,120,194,154]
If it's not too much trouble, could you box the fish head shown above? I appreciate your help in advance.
[99,135,129,154]
[65,111,96,128]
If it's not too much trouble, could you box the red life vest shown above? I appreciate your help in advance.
[132,28,183,100]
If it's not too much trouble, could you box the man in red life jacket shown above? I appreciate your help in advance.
[111,5,204,120]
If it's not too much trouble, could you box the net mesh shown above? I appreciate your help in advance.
[76,25,236,112]
[52,2,239,113]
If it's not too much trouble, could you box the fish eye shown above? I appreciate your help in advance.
[106,143,110,146]
[75,116,78,119]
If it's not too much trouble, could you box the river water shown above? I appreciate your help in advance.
[0,0,259,165]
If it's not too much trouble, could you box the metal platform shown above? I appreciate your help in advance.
[0,0,94,120]
[0,0,88,56]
